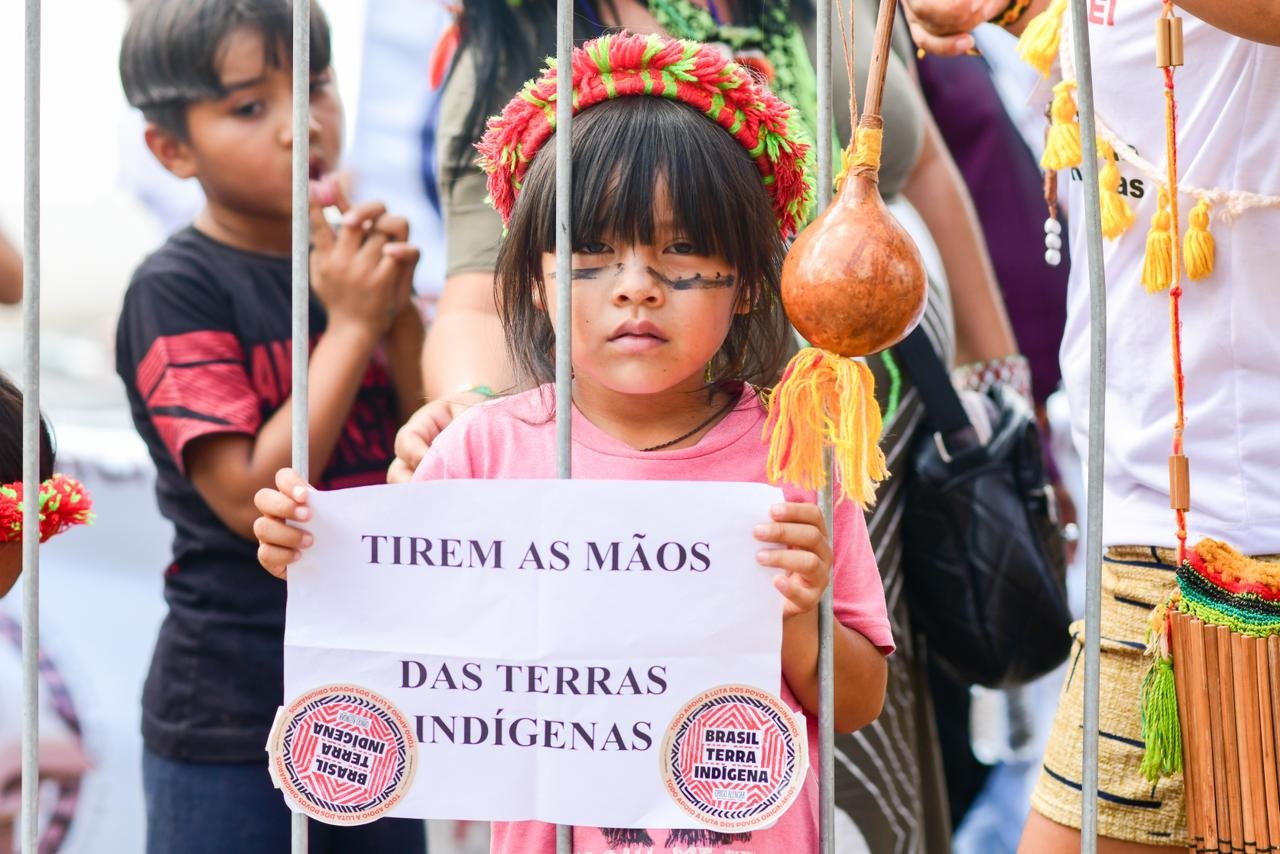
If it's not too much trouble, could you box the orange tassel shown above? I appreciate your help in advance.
[764,348,887,507]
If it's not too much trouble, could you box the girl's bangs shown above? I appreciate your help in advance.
[531,98,773,272]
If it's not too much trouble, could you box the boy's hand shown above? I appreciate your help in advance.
[754,502,833,618]
[387,398,456,483]
[253,467,315,580]
[309,189,418,337]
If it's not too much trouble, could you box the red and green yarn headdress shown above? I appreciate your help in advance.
[476,31,814,239]
[0,474,93,544]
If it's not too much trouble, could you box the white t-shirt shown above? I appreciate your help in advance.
[1057,3,1280,554]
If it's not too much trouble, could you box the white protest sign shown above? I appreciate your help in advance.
[272,479,808,830]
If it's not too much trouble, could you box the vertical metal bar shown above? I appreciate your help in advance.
[20,0,41,851]
[814,1,835,851]
[1066,1,1107,850]
[818,469,836,853]
[291,0,311,851]
[554,0,573,852]
[553,0,573,483]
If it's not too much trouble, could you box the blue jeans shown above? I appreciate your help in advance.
[142,748,427,854]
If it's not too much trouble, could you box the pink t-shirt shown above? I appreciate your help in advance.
[414,384,893,854]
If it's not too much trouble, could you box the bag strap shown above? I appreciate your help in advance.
[892,325,971,434]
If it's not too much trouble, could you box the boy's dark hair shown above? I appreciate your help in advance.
[120,0,332,138]
[495,96,793,392]
[0,373,55,484]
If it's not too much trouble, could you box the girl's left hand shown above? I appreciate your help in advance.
[754,502,833,618]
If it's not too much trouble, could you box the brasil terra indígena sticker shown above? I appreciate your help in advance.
[268,684,418,825]
[660,684,808,831]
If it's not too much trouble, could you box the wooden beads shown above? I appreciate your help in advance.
[1170,453,1191,511]
[1156,16,1184,68]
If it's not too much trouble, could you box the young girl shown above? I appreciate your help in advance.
[255,33,892,852]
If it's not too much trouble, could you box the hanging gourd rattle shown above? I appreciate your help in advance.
[766,0,928,506]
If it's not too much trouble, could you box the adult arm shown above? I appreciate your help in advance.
[1176,0,1280,45]
[420,271,512,402]
[0,231,20,305]
[905,0,1280,55]
[901,114,1018,364]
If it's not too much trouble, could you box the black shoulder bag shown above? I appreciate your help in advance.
[894,327,1072,688]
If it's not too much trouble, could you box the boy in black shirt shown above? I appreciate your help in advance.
[115,1,426,850]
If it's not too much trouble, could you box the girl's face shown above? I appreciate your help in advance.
[538,193,746,399]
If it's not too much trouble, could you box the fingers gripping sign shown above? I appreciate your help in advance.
[254,467,315,579]
[753,502,834,618]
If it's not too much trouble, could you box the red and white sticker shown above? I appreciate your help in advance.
[267,684,417,825]
[660,684,807,832]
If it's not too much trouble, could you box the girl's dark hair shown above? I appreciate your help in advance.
[0,373,55,485]
[120,0,332,138]
[448,0,814,190]
[495,96,793,390]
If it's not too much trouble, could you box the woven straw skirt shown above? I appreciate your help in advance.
[1029,546,1188,846]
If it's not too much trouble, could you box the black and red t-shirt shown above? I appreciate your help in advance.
[116,227,398,762]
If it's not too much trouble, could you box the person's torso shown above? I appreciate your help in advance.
[1058,5,1280,552]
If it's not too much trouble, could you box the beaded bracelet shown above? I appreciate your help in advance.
[954,354,1033,407]
[989,0,1034,29]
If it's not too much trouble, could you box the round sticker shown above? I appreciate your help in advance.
[269,684,417,825]
[660,684,808,832]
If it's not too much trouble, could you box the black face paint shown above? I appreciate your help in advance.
[546,266,608,281]
[645,266,737,290]
[551,263,735,288]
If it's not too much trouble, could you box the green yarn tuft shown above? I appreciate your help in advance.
[1139,655,1182,782]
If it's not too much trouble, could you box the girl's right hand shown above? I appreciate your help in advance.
[253,468,315,580]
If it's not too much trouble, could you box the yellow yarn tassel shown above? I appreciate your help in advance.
[1098,140,1135,239]
[1040,82,1081,171]
[764,348,887,508]
[1183,198,1215,281]
[1142,187,1174,293]
[1017,0,1068,76]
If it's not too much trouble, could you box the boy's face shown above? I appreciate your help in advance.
[165,26,343,224]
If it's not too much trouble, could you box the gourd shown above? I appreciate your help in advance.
[765,0,928,506]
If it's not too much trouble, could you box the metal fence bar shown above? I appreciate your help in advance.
[20,0,42,851]
[554,0,573,850]
[1066,0,1107,849]
[291,0,311,851]
[813,0,836,850]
